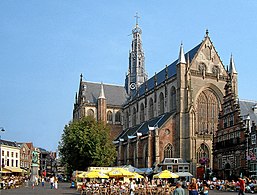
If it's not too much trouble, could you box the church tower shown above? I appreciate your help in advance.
[125,14,147,96]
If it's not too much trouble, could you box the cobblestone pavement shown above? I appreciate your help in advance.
[0,182,80,195]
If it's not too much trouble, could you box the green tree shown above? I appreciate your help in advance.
[58,116,116,174]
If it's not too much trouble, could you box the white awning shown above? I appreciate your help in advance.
[174,172,193,177]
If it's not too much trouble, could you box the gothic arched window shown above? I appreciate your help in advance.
[107,111,113,124]
[164,143,173,158]
[115,111,121,123]
[170,87,176,112]
[143,144,148,168]
[140,103,145,123]
[196,90,219,135]
[197,143,209,164]
[148,98,154,119]
[87,109,94,118]
[132,107,137,126]
[159,92,164,115]
[124,111,129,128]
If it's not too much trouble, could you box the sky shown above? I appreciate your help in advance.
[1,1,257,152]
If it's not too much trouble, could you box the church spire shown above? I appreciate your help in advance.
[125,13,147,96]
[98,82,106,99]
[229,54,237,74]
[177,43,186,65]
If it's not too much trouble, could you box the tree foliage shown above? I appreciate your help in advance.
[58,117,116,173]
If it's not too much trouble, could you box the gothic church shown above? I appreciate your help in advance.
[73,19,246,176]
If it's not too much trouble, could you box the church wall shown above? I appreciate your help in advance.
[137,138,148,167]
[124,79,178,130]
[158,117,176,162]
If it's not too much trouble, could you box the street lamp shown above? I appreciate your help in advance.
[0,127,5,181]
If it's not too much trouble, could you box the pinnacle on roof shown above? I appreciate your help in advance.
[229,54,237,74]
[98,82,106,99]
[177,43,186,65]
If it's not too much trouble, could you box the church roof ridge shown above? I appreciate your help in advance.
[133,42,202,99]
[82,80,124,87]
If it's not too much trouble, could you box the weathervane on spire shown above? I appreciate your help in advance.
[134,12,140,26]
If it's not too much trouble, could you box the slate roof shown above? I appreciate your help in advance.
[137,43,202,97]
[116,112,175,141]
[239,99,257,123]
[81,81,128,106]
[0,139,18,147]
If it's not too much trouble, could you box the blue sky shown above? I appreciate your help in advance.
[0,1,257,151]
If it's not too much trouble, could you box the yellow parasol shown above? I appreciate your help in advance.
[84,170,109,179]
[128,172,144,179]
[77,171,89,178]
[153,170,179,179]
[108,168,134,178]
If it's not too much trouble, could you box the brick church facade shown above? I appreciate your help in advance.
[72,19,256,177]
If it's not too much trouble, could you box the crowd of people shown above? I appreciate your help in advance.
[77,176,257,195]
[0,175,60,190]
[0,175,29,189]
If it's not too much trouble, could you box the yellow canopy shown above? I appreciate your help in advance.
[153,170,179,179]
[84,170,109,179]
[4,167,23,173]
[108,168,134,178]
[128,172,144,179]
[0,168,11,174]
[77,171,89,178]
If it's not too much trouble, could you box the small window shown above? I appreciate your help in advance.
[1,150,4,156]
[167,166,172,171]
[11,152,14,157]
[252,134,256,145]
[7,151,9,157]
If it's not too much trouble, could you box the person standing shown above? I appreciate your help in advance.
[50,176,54,189]
[238,177,245,195]
[41,177,45,187]
[54,177,58,189]
[188,178,198,195]
[130,180,136,195]
[174,181,185,195]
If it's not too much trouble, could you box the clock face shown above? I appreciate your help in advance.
[130,83,136,90]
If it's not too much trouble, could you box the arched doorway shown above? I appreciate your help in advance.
[224,163,231,180]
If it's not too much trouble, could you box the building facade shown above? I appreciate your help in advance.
[0,140,23,175]
[17,142,33,175]
[73,20,243,176]
[213,75,257,180]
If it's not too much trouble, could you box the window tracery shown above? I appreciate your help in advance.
[196,90,219,134]
[159,92,164,115]
[164,143,173,158]
[148,98,154,119]
[170,87,176,112]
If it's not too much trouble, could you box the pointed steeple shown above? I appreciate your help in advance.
[177,43,186,65]
[125,13,147,96]
[229,54,237,74]
[98,82,106,99]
